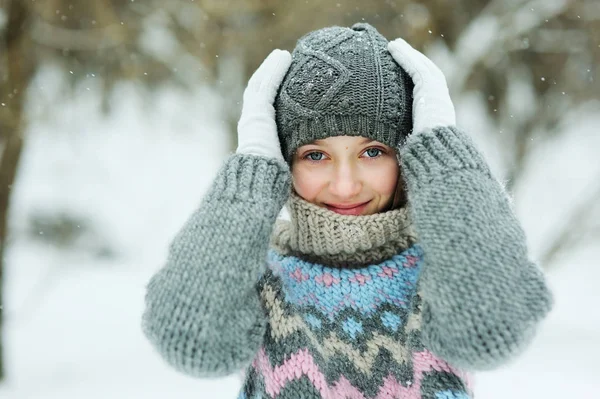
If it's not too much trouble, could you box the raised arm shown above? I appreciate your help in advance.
[389,38,554,371]
[142,49,293,377]
[400,125,553,370]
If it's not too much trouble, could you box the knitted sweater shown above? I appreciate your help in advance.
[238,193,474,398]
[142,126,554,398]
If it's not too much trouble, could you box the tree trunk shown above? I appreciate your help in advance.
[0,0,33,381]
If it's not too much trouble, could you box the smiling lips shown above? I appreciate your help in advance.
[325,201,371,216]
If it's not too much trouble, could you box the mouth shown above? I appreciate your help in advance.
[325,201,371,216]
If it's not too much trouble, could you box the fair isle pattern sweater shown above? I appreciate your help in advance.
[237,193,473,398]
[142,126,554,398]
[241,249,472,399]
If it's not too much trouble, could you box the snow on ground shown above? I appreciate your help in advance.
[0,71,599,398]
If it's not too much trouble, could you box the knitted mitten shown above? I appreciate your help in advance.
[399,126,554,371]
[142,154,291,376]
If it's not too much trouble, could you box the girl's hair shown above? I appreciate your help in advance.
[390,172,409,210]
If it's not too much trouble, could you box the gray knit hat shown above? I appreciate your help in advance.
[275,22,414,163]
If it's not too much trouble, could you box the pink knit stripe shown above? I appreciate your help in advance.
[252,347,467,398]
[253,347,329,397]
[403,254,420,268]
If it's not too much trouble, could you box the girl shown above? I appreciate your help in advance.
[142,23,553,399]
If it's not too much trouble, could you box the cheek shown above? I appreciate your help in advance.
[367,160,399,197]
[291,166,325,201]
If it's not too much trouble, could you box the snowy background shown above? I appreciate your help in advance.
[0,1,599,394]
[0,63,598,399]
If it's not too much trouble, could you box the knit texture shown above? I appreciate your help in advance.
[141,126,554,397]
[237,193,473,397]
[142,153,291,377]
[397,126,554,370]
[238,244,474,399]
[275,22,414,163]
[271,191,418,268]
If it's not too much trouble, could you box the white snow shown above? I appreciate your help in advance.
[1,66,599,399]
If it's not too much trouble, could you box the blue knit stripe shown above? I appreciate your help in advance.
[304,313,322,329]
[236,390,264,399]
[267,244,423,320]
[341,317,363,340]
[380,311,403,332]
[435,390,471,399]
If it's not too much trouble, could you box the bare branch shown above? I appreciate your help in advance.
[449,0,574,94]
[30,19,126,51]
[0,0,30,381]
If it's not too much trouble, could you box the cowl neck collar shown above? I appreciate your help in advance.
[270,192,417,268]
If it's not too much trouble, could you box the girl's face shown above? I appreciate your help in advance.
[291,136,399,216]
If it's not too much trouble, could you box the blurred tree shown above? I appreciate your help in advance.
[160,0,600,269]
[0,0,598,381]
[0,0,31,382]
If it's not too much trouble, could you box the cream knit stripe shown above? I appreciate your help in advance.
[260,282,414,374]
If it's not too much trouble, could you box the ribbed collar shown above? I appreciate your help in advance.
[270,192,418,268]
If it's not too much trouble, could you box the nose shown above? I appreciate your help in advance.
[329,161,362,199]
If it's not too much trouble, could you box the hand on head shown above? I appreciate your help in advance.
[387,37,456,135]
[235,24,455,214]
[235,49,292,162]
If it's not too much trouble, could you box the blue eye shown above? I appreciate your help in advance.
[306,152,325,161]
[364,148,383,158]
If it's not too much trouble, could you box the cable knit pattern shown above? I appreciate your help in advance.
[271,192,417,268]
[275,22,413,163]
